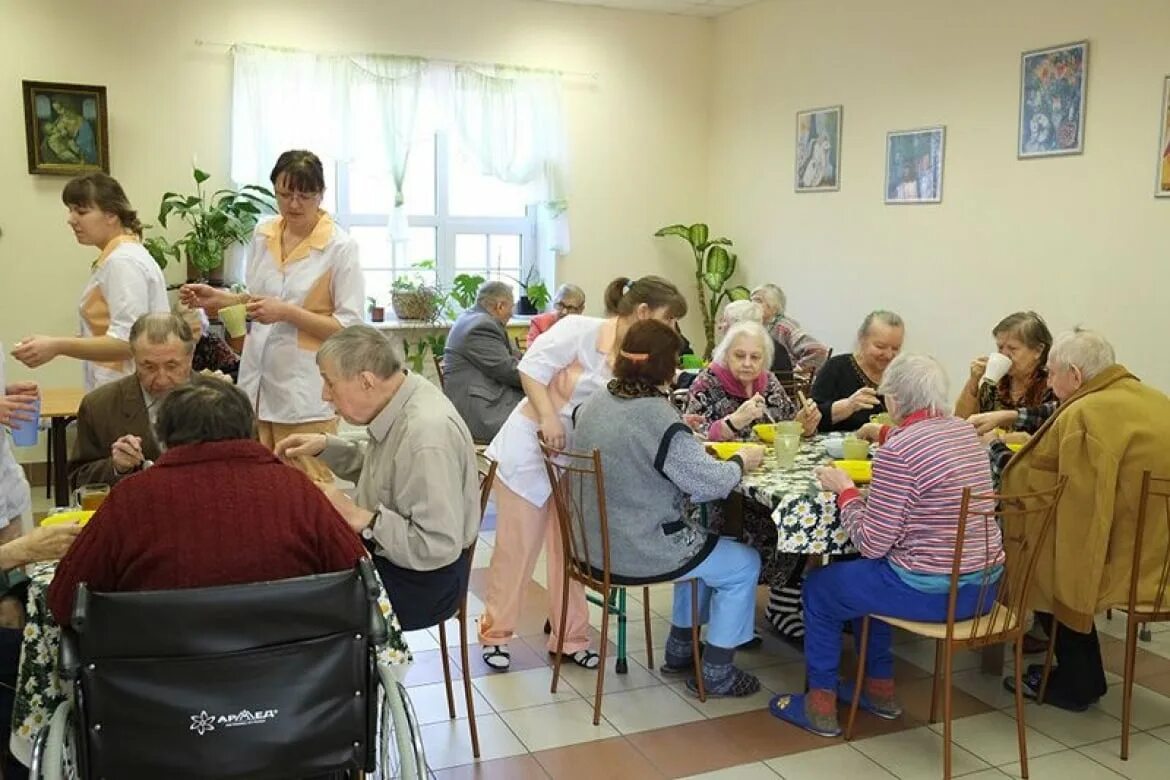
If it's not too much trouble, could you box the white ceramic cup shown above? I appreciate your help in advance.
[981,353,1013,385]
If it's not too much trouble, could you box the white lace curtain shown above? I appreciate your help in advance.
[231,44,570,255]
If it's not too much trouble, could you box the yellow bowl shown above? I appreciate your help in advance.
[753,421,802,443]
[705,442,748,460]
[41,510,95,527]
[1006,442,1023,452]
[833,459,873,484]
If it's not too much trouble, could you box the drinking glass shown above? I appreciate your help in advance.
[773,433,801,470]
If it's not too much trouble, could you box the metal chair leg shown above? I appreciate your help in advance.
[689,579,705,702]
[642,586,654,668]
[844,616,870,741]
[593,586,611,726]
[437,621,455,720]
[458,602,480,759]
[615,587,628,674]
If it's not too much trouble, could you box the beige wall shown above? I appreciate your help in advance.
[0,0,713,401]
[710,0,1170,394]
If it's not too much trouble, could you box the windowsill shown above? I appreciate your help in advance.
[368,316,534,331]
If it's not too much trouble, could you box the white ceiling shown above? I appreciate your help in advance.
[531,0,758,18]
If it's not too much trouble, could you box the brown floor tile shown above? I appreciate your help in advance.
[462,640,551,679]
[896,673,992,722]
[534,736,667,780]
[432,754,551,779]
[1100,633,1170,681]
[1137,671,1170,697]
[717,708,845,759]
[626,717,759,777]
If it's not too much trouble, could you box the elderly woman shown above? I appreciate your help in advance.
[811,310,904,432]
[685,321,819,644]
[575,320,766,696]
[958,311,1056,431]
[750,284,829,375]
[770,354,1003,738]
[715,299,763,341]
[526,283,586,346]
[48,380,368,624]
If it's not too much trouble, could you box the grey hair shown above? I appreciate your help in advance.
[1048,327,1116,381]
[752,284,787,316]
[878,353,950,416]
[712,320,774,370]
[129,313,194,352]
[716,300,764,339]
[317,325,402,380]
[155,381,255,448]
[554,283,585,306]
[475,280,514,309]
[857,310,905,342]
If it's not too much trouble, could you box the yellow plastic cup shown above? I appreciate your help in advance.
[842,436,870,461]
[218,303,247,338]
[869,412,893,426]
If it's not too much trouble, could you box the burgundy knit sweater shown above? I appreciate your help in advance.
[48,439,368,625]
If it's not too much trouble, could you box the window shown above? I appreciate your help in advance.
[330,132,537,308]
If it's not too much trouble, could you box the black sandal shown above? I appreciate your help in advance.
[482,644,510,671]
[549,649,600,669]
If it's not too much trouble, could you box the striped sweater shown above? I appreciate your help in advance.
[838,412,1004,575]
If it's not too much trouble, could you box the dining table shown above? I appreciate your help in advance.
[8,560,414,769]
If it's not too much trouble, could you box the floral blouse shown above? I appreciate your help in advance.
[685,362,796,442]
[977,367,1055,414]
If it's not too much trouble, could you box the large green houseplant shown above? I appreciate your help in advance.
[144,167,275,283]
[654,222,750,359]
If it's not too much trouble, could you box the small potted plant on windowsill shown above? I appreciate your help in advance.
[390,260,446,322]
[513,267,551,316]
[367,296,385,323]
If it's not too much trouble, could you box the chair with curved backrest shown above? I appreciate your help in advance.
[432,354,447,392]
[31,560,414,780]
[844,479,1066,780]
[1040,470,1170,761]
[430,454,497,760]
[538,439,705,726]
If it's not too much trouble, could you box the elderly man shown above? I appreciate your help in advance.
[1001,328,1170,711]
[443,281,525,442]
[277,325,480,631]
[70,313,219,489]
[525,283,585,346]
[750,284,829,375]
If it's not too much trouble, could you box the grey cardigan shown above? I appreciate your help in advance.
[571,389,744,583]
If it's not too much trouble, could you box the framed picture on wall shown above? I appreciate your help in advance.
[885,126,945,204]
[1157,76,1170,197]
[1018,41,1088,158]
[21,80,110,175]
[795,105,842,192]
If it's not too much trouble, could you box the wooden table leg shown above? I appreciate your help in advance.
[51,417,71,508]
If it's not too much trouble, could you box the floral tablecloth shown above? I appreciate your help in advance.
[738,435,858,556]
[9,561,413,768]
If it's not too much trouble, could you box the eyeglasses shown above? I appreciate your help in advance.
[275,190,322,204]
[555,301,585,314]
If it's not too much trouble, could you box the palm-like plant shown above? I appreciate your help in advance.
[144,167,275,282]
[654,222,750,359]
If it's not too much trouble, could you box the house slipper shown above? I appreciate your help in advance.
[836,680,903,720]
[685,668,760,698]
[660,644,705,676]
[549,649,600,669]
[768,693,842,738]
[482,644,510,671]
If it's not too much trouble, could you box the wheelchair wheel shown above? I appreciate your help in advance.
[377,666,428,779]
[31,700,72,780]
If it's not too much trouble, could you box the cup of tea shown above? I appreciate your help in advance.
[981,353,1013,385]
[73,483,110,511]
[218,303,248,338]
[773,433,801,470]
[842,436,870,461]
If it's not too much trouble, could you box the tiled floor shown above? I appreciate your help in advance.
[404,509,1170,779]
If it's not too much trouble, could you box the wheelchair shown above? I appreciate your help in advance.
[29,559,428,779]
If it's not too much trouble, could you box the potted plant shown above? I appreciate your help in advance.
[513,267,551,315]
[143,166,275,284]
[390,260,446,322]
[366,296,385,323]
[654,222,751,359]
[447,272,485,316]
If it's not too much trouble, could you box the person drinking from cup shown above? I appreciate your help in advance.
[955,311,1055,426]
[574,320,767,697]
[811,310,905,433]
[11,174,169,391]
[180,150,365,482]
[70,313,221,489]
[686,321,820,646]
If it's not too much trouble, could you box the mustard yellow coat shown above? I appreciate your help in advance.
[1002,365,1170,633]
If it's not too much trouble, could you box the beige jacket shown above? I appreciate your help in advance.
[321,373,479,572]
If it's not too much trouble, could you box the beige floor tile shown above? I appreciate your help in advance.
[851,725,991,779]
[1002,700,1123,747]
[925,711,1064,767]
[750,662,807,695]
[498,698,619,751]
[892,638,986,674]
[419,712,528,770]
[764,743,894,779]
[644,583,677,617]
[997,745,1123,779]
[1095,681,1170,730]
[408,680,494,725]
[666,679,776,718]
[950,668,1024,710]
[472,666,581,712]
[549,646,662,696]
[479,529,496,547]
[1151,724,1170,743]
[599,684,706,734]
[1077,732,1170,779]
[472,540,493,569]
[681,761,782,779]
[404,628,441,653]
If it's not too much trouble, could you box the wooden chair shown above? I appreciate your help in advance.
[844,479,1067,780]
[538,439,705,726]
[433,453,497,758]
[432,354,446,392]
[513,335,527,354]
[1039,470,1170,761]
